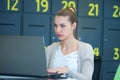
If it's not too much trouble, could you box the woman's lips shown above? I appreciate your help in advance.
[57,34,62,37]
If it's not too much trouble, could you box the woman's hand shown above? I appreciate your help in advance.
[47,66,68,74]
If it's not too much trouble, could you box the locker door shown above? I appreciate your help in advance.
[0,13,21,35]
[23,14,51,46]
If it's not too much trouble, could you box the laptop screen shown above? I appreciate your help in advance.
[0,35,47,78]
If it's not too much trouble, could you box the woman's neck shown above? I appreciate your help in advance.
[61,37,79,55]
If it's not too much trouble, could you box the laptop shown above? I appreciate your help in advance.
[0,35,68,79]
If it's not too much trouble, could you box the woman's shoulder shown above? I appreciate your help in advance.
[78,41,94,59]
[78,41,93,49]
[46,42,60,50]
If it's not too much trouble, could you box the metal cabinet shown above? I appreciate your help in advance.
[23,14,51,45]
[0,13,21,35]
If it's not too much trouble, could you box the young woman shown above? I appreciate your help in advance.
[46,7,94,80]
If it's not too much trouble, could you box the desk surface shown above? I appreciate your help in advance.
[0,75,47,80]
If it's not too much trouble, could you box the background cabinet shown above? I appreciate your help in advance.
[0,0,120,80]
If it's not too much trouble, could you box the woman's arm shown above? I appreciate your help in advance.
[68,43,94,80]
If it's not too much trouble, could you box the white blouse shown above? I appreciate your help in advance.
[52,45,78,72]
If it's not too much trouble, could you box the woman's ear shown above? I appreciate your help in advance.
[72,22,77,30]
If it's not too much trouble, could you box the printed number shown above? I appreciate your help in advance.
[113,48,119,60]
[7,0,18,11]
[88,3,99,16]
[36,0,48,12]
[113,5,120,18]
[61,0,76,10]
[94,48,100,57]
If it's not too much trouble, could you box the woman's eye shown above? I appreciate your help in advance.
[54,24,57,27]
[61,24,65,28]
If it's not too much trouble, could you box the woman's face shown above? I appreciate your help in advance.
[54,16,76,41]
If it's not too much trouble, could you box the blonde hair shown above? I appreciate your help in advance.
[68,7,76,13]
[55,7,77,24]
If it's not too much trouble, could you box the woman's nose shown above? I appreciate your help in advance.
[55,27,61,32]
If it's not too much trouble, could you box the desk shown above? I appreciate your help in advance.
[0,75,48,80]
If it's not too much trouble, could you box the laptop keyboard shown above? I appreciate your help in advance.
[48,73,68,79]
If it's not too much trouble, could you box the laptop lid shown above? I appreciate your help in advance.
[0,35,47,78]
